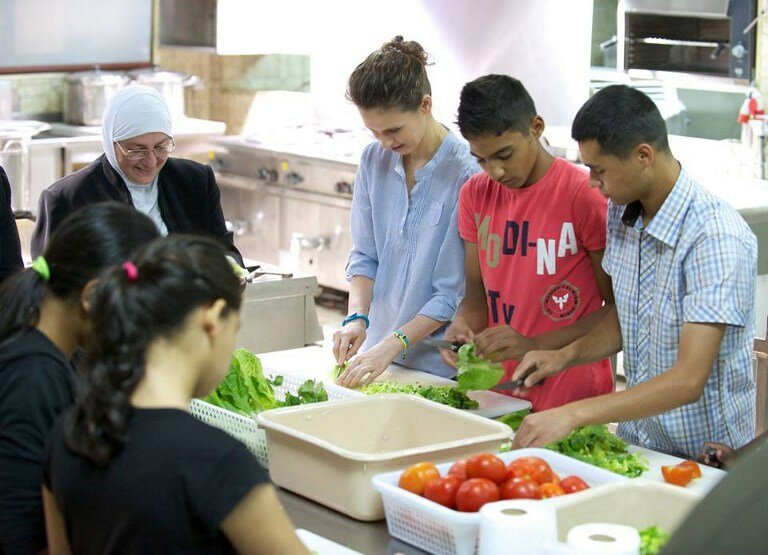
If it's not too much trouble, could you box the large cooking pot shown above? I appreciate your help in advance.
[0,120,51,212]
[64,68,128,126]
[129,66,199,119]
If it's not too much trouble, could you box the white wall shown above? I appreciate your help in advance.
[219,0,594,132]
[309,0,594,130]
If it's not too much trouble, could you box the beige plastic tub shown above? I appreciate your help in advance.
[552,481,703,541]
[256,394,511,521]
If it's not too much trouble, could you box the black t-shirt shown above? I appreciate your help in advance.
[44,408,269,555]
[0,165,23,284]
[662,441,768,555]
[0,328,73,555]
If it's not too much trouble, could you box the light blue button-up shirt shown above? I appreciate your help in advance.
[346,131,480,377]
[604,168,757,458]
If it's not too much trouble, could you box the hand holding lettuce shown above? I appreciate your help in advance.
[455,342,505,392]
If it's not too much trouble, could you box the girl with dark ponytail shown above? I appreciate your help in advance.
[0,202,159,555]
[334,36,479,386]
[43,235,308,555]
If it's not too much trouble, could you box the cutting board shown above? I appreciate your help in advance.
[295,529,363,555]
[377,363,532,419]
[628,445,726,495]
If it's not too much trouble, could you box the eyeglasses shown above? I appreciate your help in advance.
[115,140,176,161]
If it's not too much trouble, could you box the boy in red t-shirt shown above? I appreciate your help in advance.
[442,74,614,411]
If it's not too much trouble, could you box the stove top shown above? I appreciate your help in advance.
[229,125,372,165]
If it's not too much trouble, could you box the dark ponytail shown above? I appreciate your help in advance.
[66,235,242,467]
[346,35,432,111]
[0,203,159,347]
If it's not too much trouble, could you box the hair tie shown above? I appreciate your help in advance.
[122,261,139,282]
[31,256,50,281]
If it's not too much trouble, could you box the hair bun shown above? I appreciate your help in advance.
[384,36,428,66]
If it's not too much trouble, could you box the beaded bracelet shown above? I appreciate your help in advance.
[342,312,370,329]
[393,329,410,357]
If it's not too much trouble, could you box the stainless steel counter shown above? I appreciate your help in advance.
[278,488,427,555]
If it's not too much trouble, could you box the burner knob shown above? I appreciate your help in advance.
[285,171,304,185]
[335,180,353,194]
[256,167,271,180]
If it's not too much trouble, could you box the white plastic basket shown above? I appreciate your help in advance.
[189,374,358,467]
[371,448,630,555]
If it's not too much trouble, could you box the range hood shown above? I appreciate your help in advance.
[622,0,729,17]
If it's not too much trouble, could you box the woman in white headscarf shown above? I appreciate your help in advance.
[31,86,242,264]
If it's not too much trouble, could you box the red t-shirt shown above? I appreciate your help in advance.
[458,158,613,410]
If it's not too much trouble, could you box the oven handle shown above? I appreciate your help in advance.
[291,232,329,251]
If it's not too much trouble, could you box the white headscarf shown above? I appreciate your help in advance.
[101,85,173,185]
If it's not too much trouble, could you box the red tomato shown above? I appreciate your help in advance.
[424,475,463,509]
[466,453,508,484]
[448,459,468,481]
[500,477,542,500]
[507,456,553,485]
[559,475,590,494]
[661,464,694,487]
[677,460,702,479]
[550,471,561,485]
[399,462,441,495]
[540,482,566,498]
[455,478,501,512]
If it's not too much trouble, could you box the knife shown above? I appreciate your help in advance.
[493,367,545,390]
[422,337,463,353]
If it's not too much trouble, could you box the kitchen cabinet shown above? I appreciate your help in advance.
[279,192,352,292]
[217,175,282,266]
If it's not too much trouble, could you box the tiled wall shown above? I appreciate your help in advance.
[4,49,309,135]
[156,47,309,134]
[3,73,66,119]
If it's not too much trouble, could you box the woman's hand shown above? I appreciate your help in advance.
[440,317,476,368]
[336,335,402,388]
[332,320,367,365]
[512,408,578,449]
[475,326,536,362]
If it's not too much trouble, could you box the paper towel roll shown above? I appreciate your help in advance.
[478,500,558,555]
[566,523,641,555]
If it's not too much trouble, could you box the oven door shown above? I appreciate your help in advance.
[217,172,281,266]
[279,189,351,292]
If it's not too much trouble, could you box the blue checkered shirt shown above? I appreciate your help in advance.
[603,168,757,458]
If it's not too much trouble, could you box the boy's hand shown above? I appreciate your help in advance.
[335,335,401,388]
[698,441,737,470]
[333,320,367,365]
[441,317,476,368]
[511,349,570,388]
[475,326,536,362]
[512,407,577,448]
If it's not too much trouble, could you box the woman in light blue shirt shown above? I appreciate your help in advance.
[334,36,479,387]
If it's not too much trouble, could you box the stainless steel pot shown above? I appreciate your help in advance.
[129,66,199,119]
[64,68,128,126]
[0,120,50,212]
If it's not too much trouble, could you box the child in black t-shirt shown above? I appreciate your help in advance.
[43,235,308,555]
[0,203,159,555]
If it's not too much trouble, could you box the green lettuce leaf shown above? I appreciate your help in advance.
[455,343,504,392]
[496,408,531,432]
[545,424,649,477]
[639,526,670,555]
[360,381,479,409]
